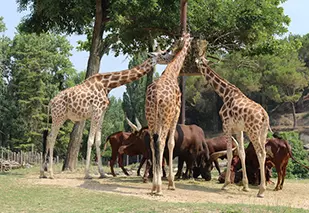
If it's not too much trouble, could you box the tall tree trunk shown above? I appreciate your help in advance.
[63,0,108,171]
[291,101,297,129]
[179,0,188,124]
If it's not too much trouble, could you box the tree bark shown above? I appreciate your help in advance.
[62,0,108,171]
[291,101,297,129]
[179,0,188,124]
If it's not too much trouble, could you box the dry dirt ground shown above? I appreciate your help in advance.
[24,169,309,210]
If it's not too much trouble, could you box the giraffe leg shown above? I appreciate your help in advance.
[95,114,107,178]
[43,124,62,179]
[236,131,249,192]
[84,115,100,179]
[256,133,267,198]
[149,130,158,194]
[222,132,233,190]
[167,107,180,190]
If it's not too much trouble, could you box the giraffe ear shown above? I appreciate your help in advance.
[148,52,158,57]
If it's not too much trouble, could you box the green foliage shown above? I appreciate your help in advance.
[18,0,290,56]
[272,131,309,179]
[0,25,79,153]
[122,52,148,129]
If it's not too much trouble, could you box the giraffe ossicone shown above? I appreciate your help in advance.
[40,46,180,180]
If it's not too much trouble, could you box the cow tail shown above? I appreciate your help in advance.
[286,140,309,170]
[103,135,111,153]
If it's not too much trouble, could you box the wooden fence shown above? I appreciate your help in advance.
[0,147,60,171]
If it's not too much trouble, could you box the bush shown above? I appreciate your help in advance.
[272,131,309,179]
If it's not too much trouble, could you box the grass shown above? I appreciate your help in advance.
[0,166,308,213]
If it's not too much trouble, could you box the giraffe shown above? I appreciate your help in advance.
[145,33,193,195]
[40,49,178,179]
[196,56,271,198]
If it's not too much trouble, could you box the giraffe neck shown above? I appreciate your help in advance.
[84,58,156,93]
[200,61,243,101]
[162,39,191,79]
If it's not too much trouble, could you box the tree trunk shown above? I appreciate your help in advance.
[179,0,188,125]
[291,102,297,129]
[62,0,108,171]
[62,122,85,171]
[179,77,186,124]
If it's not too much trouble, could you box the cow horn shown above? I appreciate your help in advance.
[126,117,138,132]
[135,117,142,131]
[210,146,238,161]
[231,136,239,155]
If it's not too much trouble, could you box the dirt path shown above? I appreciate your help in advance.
[25,172,309,210]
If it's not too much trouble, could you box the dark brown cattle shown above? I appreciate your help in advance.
[119,124,210,182]
[193,135,238,180]
[219,134,309,190]
[103,131,131,177]
[118,126,164,181]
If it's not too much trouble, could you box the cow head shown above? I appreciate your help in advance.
[118,119,149,155]
[196,136,239,181]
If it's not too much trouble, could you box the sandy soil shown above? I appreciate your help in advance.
[24,170,309,210]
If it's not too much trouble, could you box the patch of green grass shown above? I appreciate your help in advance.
[0,167,307,213]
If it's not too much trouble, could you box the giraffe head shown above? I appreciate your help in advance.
[148,50,175,65]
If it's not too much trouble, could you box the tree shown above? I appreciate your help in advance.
[122,52,148,129]
[0,26,77,152]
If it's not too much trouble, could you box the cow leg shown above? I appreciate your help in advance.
[110,157,117,177]
[280,161,288,190]
[119,154,130,176]
[214,159,221,175]
[143,159,151,183]
[236,131,249,192]
[176,157,184,179]
[186,159,194,179]
[274,163,282,191]
[137,156,146,176]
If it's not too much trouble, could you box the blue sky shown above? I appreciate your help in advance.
[1,0,309,98]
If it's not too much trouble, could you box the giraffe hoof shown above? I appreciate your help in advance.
[49,176,54,180]
[242,187,250,192]
[84,175,93,179]
[155,191,163,196]
[221,186,229,191]
[39,175,48,179]
[99,174,107,179]
[257,193,264,198]
[168,186,176,190]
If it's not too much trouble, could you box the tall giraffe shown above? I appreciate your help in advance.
[196,56,271,198]
[145,33,192,195]
[40,49,178,179]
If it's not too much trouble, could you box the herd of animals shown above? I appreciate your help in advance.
[40,32,309,198]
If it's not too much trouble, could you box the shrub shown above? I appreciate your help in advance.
[272,131,309,179]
